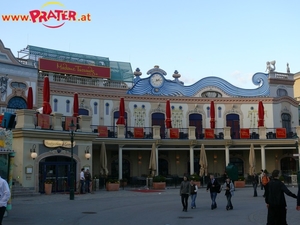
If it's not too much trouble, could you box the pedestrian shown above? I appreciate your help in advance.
[252,173,259,197]
[80,168,85,194]
[223,177,234,210]
[261,171,270,197]
[222,171,228,183]
[179,176,190,212]
[260,169,264,190]
[0,176,10,225]
[265,169,297,225]
[84,169,92,193]
[206,174,220,210]
[190,179,198,209]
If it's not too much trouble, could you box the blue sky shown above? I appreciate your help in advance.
[1,0,299,89]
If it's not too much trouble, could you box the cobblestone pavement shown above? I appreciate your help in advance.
[3,186,300,225]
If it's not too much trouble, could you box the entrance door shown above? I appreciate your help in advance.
[39,156,76,193]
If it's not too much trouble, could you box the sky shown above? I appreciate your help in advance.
[1,0,300,89]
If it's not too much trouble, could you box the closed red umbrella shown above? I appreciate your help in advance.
[210,101,215,129]
[42,76,52,114]
[116,97,125,125]
[165,99,172,128]
[73,92,79,117]
[27,87,33,109]
[258,101,264,127]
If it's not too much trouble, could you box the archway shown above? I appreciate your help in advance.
[152,112,165,138]
[189,113,203,139]
[226,114,240,139]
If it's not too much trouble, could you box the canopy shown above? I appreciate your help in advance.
[27,87,33,109]
[210,101,215,129]
[42,76,52,114]
[165,99,172,129]
[73,92,79,117]
[258,101,264,127]
[116,97,125,125]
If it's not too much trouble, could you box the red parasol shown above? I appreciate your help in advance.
[73,92,79,117]
[210,101,215,129]
[165,99,172,128]
[258,101,264,127]
[116,97,125,125]
[27,87,33,109]
[42,76,52,114]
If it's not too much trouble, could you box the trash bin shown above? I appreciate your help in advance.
[226,163,238,182]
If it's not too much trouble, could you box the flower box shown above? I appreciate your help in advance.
[153,182,166,189]
[44,183,52,195]
[106,183,120,191]
[234,180,245,188]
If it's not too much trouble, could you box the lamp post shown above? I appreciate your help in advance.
[69,119,76,200]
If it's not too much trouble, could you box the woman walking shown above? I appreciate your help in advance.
[190,179,198,209]
[223,177,234,210]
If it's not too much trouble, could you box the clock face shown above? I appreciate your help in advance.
[150,74,164,87]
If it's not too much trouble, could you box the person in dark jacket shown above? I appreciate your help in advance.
[252,173,259,197]
[206,174,220,210]
[265,170,297,225]
[180,176,190,212]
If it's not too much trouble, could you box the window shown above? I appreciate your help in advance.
[281,113,291,133]
[218,106,222,118]
[105,103,109,115]
[277,88,288,97]
[7,96,27,109]
[11,82,26,89]
[207,106,210,118]
[66,100,70,113]
[94,102,98,114]
[54,99,58,112]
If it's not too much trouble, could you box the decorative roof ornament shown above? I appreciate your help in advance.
[173,70,181,79]
[286,63,290,73]
[266,60,276,73]
[134,68,142,77]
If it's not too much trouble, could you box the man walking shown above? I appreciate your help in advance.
[80,168,85,194]
[265,170,297,225]
[0,176,10,225]
[252,173,259,197]
[206,174,220,210]
[179,176,190,212]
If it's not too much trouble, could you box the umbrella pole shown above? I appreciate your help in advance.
[202,176,205,187]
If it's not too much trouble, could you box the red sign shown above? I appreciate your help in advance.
[98,126,108,138]
[65,116,77,130]
[205,129,215,139]
[276,128,286,139]
[170,128,179,139]
[38,114,50,129]
[240,129,250,139]
[39,58,110,78]
[134,127,144,138]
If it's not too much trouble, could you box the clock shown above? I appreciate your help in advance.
[150,73,164,88]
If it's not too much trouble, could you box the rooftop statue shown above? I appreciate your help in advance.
[266,60,276,73]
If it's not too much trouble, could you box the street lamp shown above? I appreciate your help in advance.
[69,119,76,200]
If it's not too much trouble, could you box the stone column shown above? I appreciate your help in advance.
[258,127,267,139]
[260,145,266,171]
[118,145,123,180]
[117,124,125,138]
[15,109,36,129]
[296,126,300,138]
[223,127,231,139]
[152,125,161,139]
[189,145,194,175]
[51,113,63,131]
[225,145,230,166]
[188,126,196,140]
[78,115,92,132]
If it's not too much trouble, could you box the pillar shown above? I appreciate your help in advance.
[152,125,161,139]
[188,126,196,140]
[225,145,230,166]
[258,127,267,139]
[117,124,125,138]
[223,127,231,139]
[118,145,123,180]
[78,115,92,132]
[51,113,63,131]
[261,145,266,171]
[15,109,35,129]
[189,145,194,175]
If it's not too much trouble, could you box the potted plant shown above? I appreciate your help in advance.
[44,179,53,195]
[234,176,245,188]
[152,175,166,189]
[189,173,201,187]
[106,179,120,191]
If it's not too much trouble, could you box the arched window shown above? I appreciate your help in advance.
[54,99,58,112]
[218,107,222,118]
[66,100,70,113]
[189,113,203,139]
[281,113,291,133]
[94,102,98,114]
[7,96,27,109]
[105,103,109,115]
[226,114,240,139]
[207,106,210,117]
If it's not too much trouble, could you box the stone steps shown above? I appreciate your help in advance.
[11,181,40,198]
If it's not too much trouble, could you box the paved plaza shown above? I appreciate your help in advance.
[3,186,300,225]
